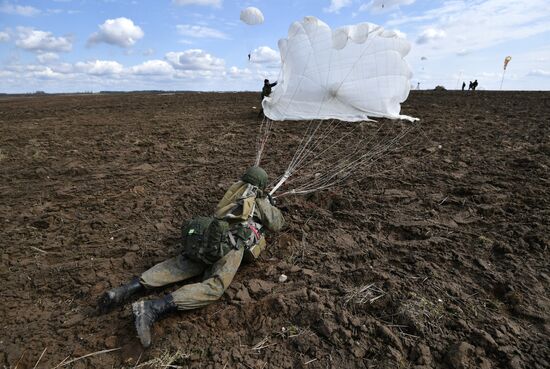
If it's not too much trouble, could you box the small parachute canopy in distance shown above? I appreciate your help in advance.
[503,56,512,70]
[262,16,416,122]
[420,56,427,60]
[240,7,264,25]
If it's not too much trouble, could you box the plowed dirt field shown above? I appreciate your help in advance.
[0,91,548,369]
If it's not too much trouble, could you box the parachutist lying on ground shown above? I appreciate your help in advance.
[98,167,285,348]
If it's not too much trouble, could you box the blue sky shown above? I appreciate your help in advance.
[0,0,549,92]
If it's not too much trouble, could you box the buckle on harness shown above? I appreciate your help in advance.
[227,232,239,249]
[248,224,261,240]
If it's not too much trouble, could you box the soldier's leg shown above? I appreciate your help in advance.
[99,254,205,313]
[133,248,244,347]
[140,254,206,288]
[170,247,244,310]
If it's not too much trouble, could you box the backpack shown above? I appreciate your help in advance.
[215,182,259,224]
[181,216,232,265]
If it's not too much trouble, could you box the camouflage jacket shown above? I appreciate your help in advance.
[261,82,278,99]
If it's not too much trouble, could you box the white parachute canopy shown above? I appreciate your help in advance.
[263,17,416,122]
[240,7,264,26]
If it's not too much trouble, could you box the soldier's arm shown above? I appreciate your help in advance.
[270,82,278,87]
[255,197,285,232]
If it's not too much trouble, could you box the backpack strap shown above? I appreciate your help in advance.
[227,231,239,249]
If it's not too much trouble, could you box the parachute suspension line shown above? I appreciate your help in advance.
[255,116,273,166]
[308,122,415,189]
[287,119,337,173]
[264,19,418,197]
[270,30,382,196]
[312,123,414,194]
[262,41,316,193]
[271,117,337,195]
[276,120,420,197]
[270,61,340,196]
[297,119,387,173]
[269,120,325,195]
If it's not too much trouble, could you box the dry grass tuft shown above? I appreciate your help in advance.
[397,293,446,335]
[344,283,386,305]
[133,350,189,369]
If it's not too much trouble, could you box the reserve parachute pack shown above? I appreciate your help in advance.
[181,216,232,265]
[181,181,269,264]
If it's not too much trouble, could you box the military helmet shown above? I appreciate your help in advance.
[241,166,268,189]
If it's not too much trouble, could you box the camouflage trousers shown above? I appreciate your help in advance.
[139,248,244,310]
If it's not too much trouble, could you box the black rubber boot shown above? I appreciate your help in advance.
[132,294,177,348]
[98,277,144,313]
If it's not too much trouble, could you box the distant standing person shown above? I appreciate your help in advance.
[462,82,466,91]
[261,79,277,100]
[416,82,420,90]
[258,79,277,118]
[472,79,478,91]
[468,81,473,90]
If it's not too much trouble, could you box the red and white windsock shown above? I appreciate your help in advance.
[503,56,512,70]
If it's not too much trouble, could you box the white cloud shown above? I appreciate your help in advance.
[250,46,280,65]
[416,28,446,44]
[51,62,73,74]
[75,60,124,75]
[0,2,40,16]
[88,17,144,48]
[130,60,174,75]
[324,0,352,13]
[172,0,221,7]
[360,0,415,13]
[37,52,60,64]
[0,31,10,42]
[227,65,278,83]
[142,48,155,56]
[393,29,407,39]
[33,67,65,79]
[228,66,252,79]
[480,71,499,79]
[391,0,550,54]
[15,27,72,52]
[528,69,550,77]
[165,49,225,71]
[0,70,15,78]
[176,24,228,39]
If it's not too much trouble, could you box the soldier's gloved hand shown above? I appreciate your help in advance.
[267,194,276,206]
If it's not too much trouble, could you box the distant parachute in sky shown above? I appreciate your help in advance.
[420,56,427,61]
[262,16,415,122]
[240,7,264,26]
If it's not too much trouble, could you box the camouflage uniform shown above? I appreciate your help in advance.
[261,80,278,100]
[99,167,283,348]
[139,182,284,310]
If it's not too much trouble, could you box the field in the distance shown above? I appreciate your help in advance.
[0,91,548,369]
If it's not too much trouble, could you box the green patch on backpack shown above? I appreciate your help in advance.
[181,216,232,264]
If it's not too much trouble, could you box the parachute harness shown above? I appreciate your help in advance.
[223,184,264,249]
